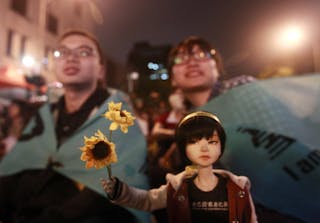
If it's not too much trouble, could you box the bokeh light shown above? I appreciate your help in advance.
[22,56,35,67]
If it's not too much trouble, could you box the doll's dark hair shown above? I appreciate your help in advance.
[175,111,226,166]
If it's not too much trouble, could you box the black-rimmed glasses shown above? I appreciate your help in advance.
[173,49,216,65]
[53,46,96,59]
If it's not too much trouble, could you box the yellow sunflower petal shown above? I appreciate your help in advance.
[85,160,94,168]
[120,125,128,133]
[109,122,119,131]
[80,146,87,152]
[107,101,115,110]
[110,102,122,111]
[109,152,118,163]
[80,152,88,161]
[96,162,104,169]
[96,129,106,139]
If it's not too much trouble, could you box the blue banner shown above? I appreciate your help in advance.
[202,74,320,223]
[0,89,151,223]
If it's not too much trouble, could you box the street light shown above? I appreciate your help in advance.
[275,25,305,50]
[267,23,317,75]
[282,26,304,47]
[22,55,35,68]
[128,71,139,93]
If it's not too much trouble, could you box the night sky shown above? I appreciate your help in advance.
[96,0,319,77]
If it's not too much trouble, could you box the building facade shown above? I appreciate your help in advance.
[0,0,98,83]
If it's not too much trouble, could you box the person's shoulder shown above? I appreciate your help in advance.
[222,75,256,92]
[156,111,171,122]
[213,169,251,190]
[224,75,256,86]
[106,87,124,96]
[106,87,131,103]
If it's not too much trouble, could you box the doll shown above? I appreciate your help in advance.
[101,111,257,223]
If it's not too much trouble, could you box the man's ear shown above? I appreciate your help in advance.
[98,64,107,87]
[171,76,177,87]
[101,63,106,77]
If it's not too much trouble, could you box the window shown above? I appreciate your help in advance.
[6,30,21,59]
[20,35,27,58]
[6,29,14,57]
[43,46,53,70]
[46,13,58,35]
[11,0,27,17]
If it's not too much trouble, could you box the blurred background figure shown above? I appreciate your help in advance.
[147,88,186,223]
[130,94,149,137]
[0,66,52,160]
[0,29,150,223]
[149,88,186,172]
[150,89,186,173]
[0,101,26,159]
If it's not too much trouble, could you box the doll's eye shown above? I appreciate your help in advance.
[189,140,197,144]
[189,138,199,144]
[208,140,218,144]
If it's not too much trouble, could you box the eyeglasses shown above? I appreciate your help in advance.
[173,49,216,65]
[53,46,96,59]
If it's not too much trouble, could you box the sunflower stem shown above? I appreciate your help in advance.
[107,165,112,179]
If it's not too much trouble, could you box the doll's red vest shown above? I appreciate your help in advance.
[167,178,252,223]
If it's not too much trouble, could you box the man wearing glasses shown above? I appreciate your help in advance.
[0,30,150,223]
[150,36,303,223]
[168,36,255,110]
[148,36,256,223]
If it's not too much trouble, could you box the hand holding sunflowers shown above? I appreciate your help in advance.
[80,101,135,179]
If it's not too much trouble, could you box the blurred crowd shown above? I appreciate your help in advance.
[0,32,306,223]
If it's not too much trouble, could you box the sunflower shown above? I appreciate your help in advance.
[80,101,136,178]
[103,101,135,133]
[80,130,117,169]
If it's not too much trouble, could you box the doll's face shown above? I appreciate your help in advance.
[185,130,221,167]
